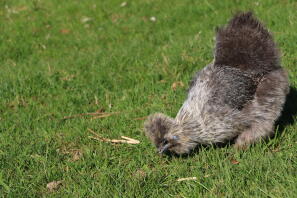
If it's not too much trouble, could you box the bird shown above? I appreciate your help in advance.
[144,12,289,155]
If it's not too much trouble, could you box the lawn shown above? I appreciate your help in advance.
[0,0,296,197]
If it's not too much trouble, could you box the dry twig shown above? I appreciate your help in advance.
[87,128,140,144]
[91,112,120,120]
[62,110,118,120]
[121,136,140,144]
[177,177,197,182]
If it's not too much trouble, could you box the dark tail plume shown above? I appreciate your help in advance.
[214,12,280,75]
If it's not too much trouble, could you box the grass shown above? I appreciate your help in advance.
[0,0,296,197]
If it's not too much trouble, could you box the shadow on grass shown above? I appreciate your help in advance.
[162,86,297,159]
[161,142,232,159]
[276,86,297,131]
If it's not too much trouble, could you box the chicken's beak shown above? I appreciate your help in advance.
[158,143,171,154]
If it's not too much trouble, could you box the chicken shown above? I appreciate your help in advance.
[144,12,289,155]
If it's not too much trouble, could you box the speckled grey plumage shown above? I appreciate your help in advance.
[144,12,289,155]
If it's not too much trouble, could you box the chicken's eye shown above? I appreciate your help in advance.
[162,139,169,145]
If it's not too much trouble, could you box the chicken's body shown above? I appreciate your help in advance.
[144,12,289,155]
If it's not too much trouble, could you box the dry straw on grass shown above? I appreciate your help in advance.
[87,128,140,144]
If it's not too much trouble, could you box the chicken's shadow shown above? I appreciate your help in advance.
[276,86,297,132]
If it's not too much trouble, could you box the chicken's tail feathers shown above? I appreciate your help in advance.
[214,12,280,75]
